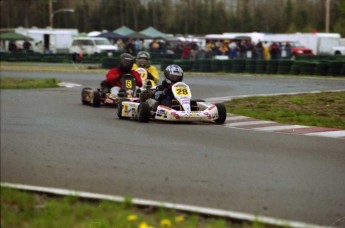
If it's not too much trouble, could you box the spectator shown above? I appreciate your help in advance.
[190,42,198,59]
[284,42,292,59]
[174,40,184,58]
[150,39,160,53]
[134,38,143,53]
[255,41,263,59]
[238,40,247,59]
[246,41,254,59]
[23,40,32,53]
[263,42,271,60]
[218,42,229,56]
[270,42,280,59]
[8,41,17,53]
[228,41,238,59]
[181,43,191,59]
[116,39,125,52]
[125,38,135,55]
[205,41,214,58]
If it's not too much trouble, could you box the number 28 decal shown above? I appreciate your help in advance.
[173,87,190,96]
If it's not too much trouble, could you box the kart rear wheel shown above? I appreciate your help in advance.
[214,103,227,124]
[81,87,92,105]
[92,91,101,107]
[138,102,150,123]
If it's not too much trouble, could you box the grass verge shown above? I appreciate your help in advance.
[0,77,59,89]
[224,91,345,129]
[1,187,272,228]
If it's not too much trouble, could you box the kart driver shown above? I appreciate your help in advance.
[132,51,160,84]
[146,64,183,109]
[101,53,142,97]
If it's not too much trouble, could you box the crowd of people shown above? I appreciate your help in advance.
[173,39,294,60]
[114,37,294,61]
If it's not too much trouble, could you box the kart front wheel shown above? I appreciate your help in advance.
[92,91,101,107]
[138,102,150,123]
[117,101,124,119]
[214,103,227,124]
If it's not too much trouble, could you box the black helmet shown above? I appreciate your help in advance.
[164,64,183,83]
[119,53,134,72]
[136,51,151,68]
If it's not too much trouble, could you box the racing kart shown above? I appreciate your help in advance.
[117,81,227,124]
[81,74,140,108]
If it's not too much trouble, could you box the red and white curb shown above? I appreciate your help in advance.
[0,182,325,228]
[224,114,345,139]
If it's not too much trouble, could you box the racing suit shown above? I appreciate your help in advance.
[101,68,142,96]
[132,63,160,84]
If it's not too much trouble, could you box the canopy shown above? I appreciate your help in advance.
[0,32,33,41]
[113,25,135,36]
[96,31,126,39]
[127,32,150,39]
[139,26,171,39]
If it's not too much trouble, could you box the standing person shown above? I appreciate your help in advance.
[218,42,229,56]
[270,42,280,60]
[100,53,142,97]
[134,38,143,53]
[190,41,198,59]
[228,41,238,59]
[285,42,292,59]
[263,42,271,60]
[132,51,160,84]
[181,43,191,59]
[23,40,32,53]
[8,41,17,53]
[116,39,125,52]
[125,38,135,55]
[149,39,160,54]
[238,40,247,59]
[255,40,263,59]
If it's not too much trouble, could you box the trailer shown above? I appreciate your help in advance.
[15,27,79,54]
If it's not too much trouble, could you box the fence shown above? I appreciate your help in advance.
[1,52,344,76]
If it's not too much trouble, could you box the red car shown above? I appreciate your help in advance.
[287,41,313,56]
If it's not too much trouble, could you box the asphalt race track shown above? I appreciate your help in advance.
[1,70,345,226]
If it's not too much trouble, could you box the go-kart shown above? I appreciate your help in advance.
[135,67,156,89]
[117,81,227,124]
[81,74,140,108]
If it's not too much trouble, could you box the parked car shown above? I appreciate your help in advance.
[69,37,117,55]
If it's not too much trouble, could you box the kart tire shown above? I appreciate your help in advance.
[81,87,92,105]
[117,101,124,119]
[214,103,227,124]
[140,90,155,102]
[92,91,101,107]
[138,102,150,123]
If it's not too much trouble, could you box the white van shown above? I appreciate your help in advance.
[69,37,117,55]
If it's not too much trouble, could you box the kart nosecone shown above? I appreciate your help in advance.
[118,82,227,124]
[81,74,140,108]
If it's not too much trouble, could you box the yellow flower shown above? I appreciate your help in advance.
[139,222,154,228]
[175,215,185,223]
[160,219,172,227]
[127,214,138,221]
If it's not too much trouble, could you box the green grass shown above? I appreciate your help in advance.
[1,187,281,228]
[0,77,59,89]
[224,91,345,129]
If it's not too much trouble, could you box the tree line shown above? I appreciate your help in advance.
[1,0,344,36]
